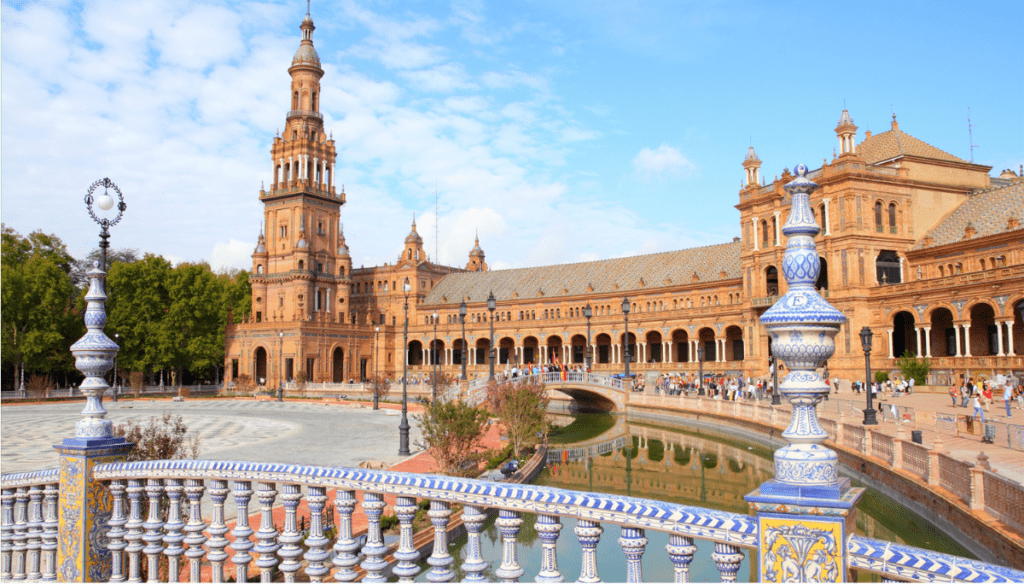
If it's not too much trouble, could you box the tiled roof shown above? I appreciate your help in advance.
[856,124,966,165]
[913,180,1024,250]
[423,242,742,305]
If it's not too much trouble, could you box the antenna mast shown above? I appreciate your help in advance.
[967,107,977,163]
[435,182,439,266]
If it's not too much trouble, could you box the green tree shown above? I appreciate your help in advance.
[71,247,139,288]
[1,227,83,387]
[897,351,931,385]
[415,399,490,475]
[220,269,251,323]
[106,255,174,379]
[162,262,228,380]
[487,379,550,458]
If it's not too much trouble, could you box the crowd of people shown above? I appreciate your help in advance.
[947,377,1023,423]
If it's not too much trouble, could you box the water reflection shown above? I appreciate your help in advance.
[414,412,972,582]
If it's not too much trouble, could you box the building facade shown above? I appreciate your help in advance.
[225,15,1024,389]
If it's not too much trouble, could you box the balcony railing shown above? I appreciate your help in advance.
[286,109,323,120]
[751,294,778,308]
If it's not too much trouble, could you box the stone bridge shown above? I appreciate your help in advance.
[452,371,630,411]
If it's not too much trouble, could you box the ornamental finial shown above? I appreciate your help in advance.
[68,261,121,442]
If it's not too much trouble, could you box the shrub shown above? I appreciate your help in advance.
[874,370,890,384]
[486,379,549,458]
[897,351,930,385]
[113,413,200,462]
[25,374,51,398]
[234,373,256,395]
[415,399,490,475]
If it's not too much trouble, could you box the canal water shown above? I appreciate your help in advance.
[415,412,974,582]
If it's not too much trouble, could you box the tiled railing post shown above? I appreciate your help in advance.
[927,437,943,487]
[574,519,603,583]
[41,483,58,582]
[619,526,647,583]
[56,262,134,582]
[360,492,388,582]
[182,479,207,583]
[163,479,185,583]
[1,489,14,581]
[533,514,563,583]
[142,479,165,581]
[970,452,990,511]
[26,486,43,581]
[494,509,524,582]
[666,534,697,582]
[206,480,230,582]
[277,484,303,582]
[12,487,27,581]
[123,480,145,582]
[892,427,904,471]
[461,505,487,582]
[106,481,127,583]
[304,486,331,582]
[712,543,744,583]
[230,481,255,583]
[426,500,454,582]
[393,496,420,582]
[331,490,359,582]
[254,482,280,582]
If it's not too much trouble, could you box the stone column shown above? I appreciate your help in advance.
[914,327,922,358]
[924,326,932,357]
[995,322,1005,356]
[963,323,973,357]
[751,218,759,251]
[887,329,895,359]
[822,198,831,235]
[954,325,962,357]
[773,211,782,245]
[1007,323,1017,356]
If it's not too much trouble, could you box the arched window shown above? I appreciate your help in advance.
[761,220,769,247]
[311,91,317,111]
[292,91,299,110]
[980,258,986,270]
[875,250,901,284]
[256,264,263,274]
[874,201,883,232]
[770,217,778,246]
[298,260,304,270]
[888,203,897,233]
[938,265,944,277]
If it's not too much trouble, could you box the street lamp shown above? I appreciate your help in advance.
[697,344,705,396]
[487,291,496,381]
[112,333,120,402]
[432,311,439,401]
[861,326,878,425]
[278,332,284,402]
[622,297,631,389]
[583,303,593,372]
[459,301,468,381]
[399,277,411,455]
[84,178,127,272]
[373,326,380,410]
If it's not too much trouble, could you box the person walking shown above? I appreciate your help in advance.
[948,384,958,407]
[983,385,993,413]
[1004,383,1014,418]
[972,394,986,423]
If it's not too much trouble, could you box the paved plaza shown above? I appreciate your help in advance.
[1,399,423,475]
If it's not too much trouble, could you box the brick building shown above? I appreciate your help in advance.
[225,14,1024,389]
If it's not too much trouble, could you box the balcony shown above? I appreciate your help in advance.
[286,109,323,120]
[752,295,777,308]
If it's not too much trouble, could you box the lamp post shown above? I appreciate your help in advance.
[399,277,411,455]
[861,326,878,425]
[487,291,496,381]
[373,326,380,410]
[432,311,439,401]
[697,345,705,396]
[622,297,631,388]
[84,178,127,272]
[112,333,120,402]
[459,301,468,381]
[584,303,593,372]
[278,332,284,402]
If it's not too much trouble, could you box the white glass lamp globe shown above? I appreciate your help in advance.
[97,193,115,211]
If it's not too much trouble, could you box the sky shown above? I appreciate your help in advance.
[2,0,1022,273]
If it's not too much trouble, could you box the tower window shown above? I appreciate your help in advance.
[280,226,287,238]
[874,201,883,232]
[888,203,897,234]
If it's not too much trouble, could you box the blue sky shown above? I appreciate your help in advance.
[2,0,1021,272]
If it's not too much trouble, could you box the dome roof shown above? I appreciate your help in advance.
[470,236,484,256]
[292,43,320,66]
[744,146,760,162]
[406,221,423,244]
[296,237,308,249]
[837,109,855,127]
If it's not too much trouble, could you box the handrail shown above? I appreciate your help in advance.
[91,459,758,547]
[0,468,58,488]
[848,536,1024,582]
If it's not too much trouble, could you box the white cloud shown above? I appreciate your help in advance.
[399,63,477,93]
[209,239,255,273]
[633,145,696,182]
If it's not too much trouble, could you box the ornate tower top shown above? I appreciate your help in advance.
[466,232,488,271]
[742,146,762,187]
[835,109,858,156]
[402,217,425,264]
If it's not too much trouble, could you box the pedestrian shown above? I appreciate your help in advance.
[982,385,993,413]
[960,384,969,408]
[948,384,958,407]
[972,394,986,423]
[1004,383,1014,418]
[908,377,915,394]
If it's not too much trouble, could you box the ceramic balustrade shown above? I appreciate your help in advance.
[870,430,895,464]
[984,471,1024,535]
[901,442,930,478]
[939,454,974,501]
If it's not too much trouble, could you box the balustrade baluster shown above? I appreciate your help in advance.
[182,479,207,584]
[143,479,165,582]
[460,505,487,582]
[574,519,603,583]
[107,481,128,583]
[359,492,388,583]
[711,542,743,583]
[163,479,185,583]
[277,484,303,582]
[331,490,359,582]
[304,486,331,582]
[11,487,27,580]
[533,514,563,583]
[392,496,420,582]
[665,534,697,582]
[426,500,454,582]
[25,486,42,581]
[230,481,255,584]
[124,479,146,583]
[619,527,647,583]
[205,480,231,583]
[495,509,524,583]
[253,482,280,583]
[40,483,58,582]
[1,488,14,581]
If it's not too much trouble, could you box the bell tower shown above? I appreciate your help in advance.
[835,109,857,156]
[251,6,346,324]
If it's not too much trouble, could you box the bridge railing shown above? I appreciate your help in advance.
[5,460,1023,583]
